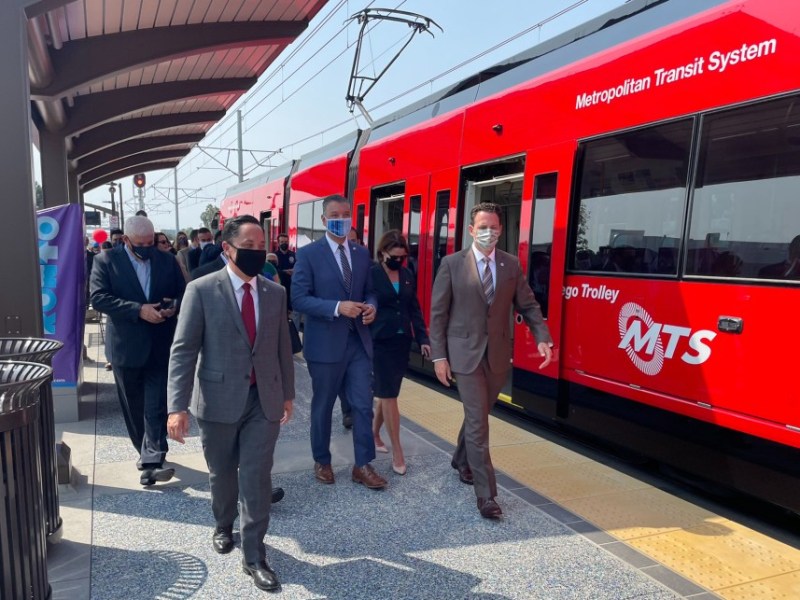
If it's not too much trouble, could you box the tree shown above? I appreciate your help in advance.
[35,182,43,210]
[200,203,219,229]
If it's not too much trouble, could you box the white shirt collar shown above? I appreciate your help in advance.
[471,243,496,265]
[325,232,350,253]
[225,264,255,290]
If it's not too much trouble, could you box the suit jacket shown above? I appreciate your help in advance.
[187,246,202,271]
[291,236,377,362]
[429,247,552,375]
[369,264,429,344]
[167,268,295,423]
[191,256,225,280]
[90,246,186,369]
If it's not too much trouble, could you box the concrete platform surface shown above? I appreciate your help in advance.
[47,323,710,599]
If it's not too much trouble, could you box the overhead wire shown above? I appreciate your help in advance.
[153,0,592,217]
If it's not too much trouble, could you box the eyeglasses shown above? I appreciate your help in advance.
[157,240,170,246]
[389,255,408,260]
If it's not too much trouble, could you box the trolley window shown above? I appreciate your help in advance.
[570,119,693,275]
[408,195,422,280]
[295,199,325,247]
[370,182,405,252]
[433,190,451,279]
[687,95,800,282]
[530,173,557,318]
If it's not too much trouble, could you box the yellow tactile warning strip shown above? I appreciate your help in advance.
[399,377,800,599]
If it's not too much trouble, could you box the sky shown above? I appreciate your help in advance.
[41,0,630,235]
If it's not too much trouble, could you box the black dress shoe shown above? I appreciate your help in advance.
[342,414,353,429]
[139,467,175,486]
[212,526,234,554]
[450,459,473,485]
[477,497,503,519]
[271,487,285,504]
[242,560,281,592]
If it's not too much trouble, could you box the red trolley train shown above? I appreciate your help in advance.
[220,0,800,512]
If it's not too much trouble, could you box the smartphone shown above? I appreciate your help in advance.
[158,298,175,311]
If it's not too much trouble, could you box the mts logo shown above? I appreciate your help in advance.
[617,302,716,376]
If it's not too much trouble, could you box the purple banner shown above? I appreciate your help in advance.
[37,205,85,386]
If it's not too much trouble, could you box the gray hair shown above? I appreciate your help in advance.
[125,215,154,238]
[266,253,278,261]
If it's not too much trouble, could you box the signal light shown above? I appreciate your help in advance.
[133,173,146,188]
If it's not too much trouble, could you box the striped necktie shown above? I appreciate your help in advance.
[481,257,494,304]
[338,244,352,292]
[338,244,354,330]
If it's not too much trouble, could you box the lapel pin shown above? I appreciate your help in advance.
[500,262,504,267]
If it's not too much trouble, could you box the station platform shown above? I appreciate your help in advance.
[47,322,800,599]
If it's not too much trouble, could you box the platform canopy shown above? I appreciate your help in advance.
[26,0,328,192]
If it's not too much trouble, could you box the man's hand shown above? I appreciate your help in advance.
[420,344,431,359]
[139,303,165,323]
[434,359,452,387]
[361,304,376,325]
[281,400,294,425]
[159,306,177,319]
[537,343,555,369]
[167,412,190,443]
[283,268,294,275]
[339,301,364,318]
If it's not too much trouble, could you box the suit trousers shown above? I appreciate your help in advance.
[197,386,279,564]
[111,360,169,467]
[452,357,509,498]
[307,330,374,467]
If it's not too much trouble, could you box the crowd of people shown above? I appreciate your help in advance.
[87,197,553,593]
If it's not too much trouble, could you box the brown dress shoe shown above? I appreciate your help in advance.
[352,464,387,489]
[314,462,334,484]
[477,497,503,519]
[451,459,473,485]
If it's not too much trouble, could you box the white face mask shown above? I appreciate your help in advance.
[199,241,212,249]
[474,228,500,250]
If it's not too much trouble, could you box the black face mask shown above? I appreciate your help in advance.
[231,246,267,278]
[385,257,404,271]
[279,243,289,251]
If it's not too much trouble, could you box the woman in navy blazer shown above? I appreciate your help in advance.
[370,230,430,475]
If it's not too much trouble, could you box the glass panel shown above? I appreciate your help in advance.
[408,195,422,280]
[433,190,451,278]
[572,119,693,275]
[296,202,313,248]
[688,95,800,282]
[311,199,326,242]
[462,178,523,252]
[530,173,557,318]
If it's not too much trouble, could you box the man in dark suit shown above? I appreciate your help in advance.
[188,227,214,272]
[167,215,294,592]
[190,254,225,280]
[429,202,554,519]
[90,216,186,486]
[291,194,386,489]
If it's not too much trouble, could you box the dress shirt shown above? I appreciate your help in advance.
[325,232,353,318]
[124,245,151,300]
[471,243,497,292]
[226,265,259,329]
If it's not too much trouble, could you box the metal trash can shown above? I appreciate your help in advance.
[0,338,64,542]
[0,361,52,600]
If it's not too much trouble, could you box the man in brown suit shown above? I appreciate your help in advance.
[429,202,553,519]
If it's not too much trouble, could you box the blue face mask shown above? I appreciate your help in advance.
[131,244,154,261]
[325,217,352,238]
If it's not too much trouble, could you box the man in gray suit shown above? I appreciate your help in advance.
[429,202,553,519]
[166,215,294,593]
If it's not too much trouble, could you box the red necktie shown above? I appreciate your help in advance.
[241,282,256,384]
